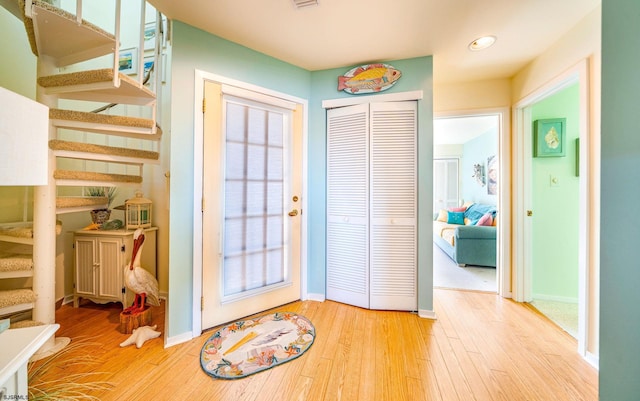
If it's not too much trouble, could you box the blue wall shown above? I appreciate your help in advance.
[600,1,640,399]
[461,129,498,206]
[309,57,434,311]
[169,21,434,338]
[169,22,311,338]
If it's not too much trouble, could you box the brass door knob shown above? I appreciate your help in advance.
[288,209,298,217]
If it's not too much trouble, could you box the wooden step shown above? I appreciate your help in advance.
[0,289,36,317]
[50,139,160,165]
[22,0,116,67]
[50,109,161,140]
[38,68,156,106]
[54,170,143,186]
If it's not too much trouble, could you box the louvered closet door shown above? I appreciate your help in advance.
[369,101,417,310]
[326,103,370,309]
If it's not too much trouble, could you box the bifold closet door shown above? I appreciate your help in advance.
[326,101,417,311]
[369,101,417,311]
[326,103,370,309]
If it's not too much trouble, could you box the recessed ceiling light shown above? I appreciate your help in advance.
[468,35,497,51]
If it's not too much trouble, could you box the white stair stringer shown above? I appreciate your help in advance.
[12,0,164,359]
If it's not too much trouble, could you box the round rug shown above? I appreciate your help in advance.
[200,312,315,379]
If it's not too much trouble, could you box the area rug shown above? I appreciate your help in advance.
[200,312,315,379]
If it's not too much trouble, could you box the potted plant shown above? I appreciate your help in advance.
[86,186,117,226]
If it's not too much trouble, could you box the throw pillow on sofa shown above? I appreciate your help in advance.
[476,213,493,226]
[447,211,465,225]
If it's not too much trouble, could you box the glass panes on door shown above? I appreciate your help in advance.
[223,99,286,298]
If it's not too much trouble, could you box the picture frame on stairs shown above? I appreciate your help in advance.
[119,48,138,75]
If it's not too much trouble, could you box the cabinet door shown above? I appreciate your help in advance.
[97,237,124,300]
[74,237,96,297]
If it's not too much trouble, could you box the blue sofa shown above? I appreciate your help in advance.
[433,204,497,267]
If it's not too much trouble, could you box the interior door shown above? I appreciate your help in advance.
[326,103,370,308]
[201,81,303,330]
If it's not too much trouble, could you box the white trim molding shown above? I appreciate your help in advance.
[418,309,437,319]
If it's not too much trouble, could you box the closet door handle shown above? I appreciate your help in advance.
[288,209,298,217]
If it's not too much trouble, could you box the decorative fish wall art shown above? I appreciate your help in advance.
[338,63,402,94]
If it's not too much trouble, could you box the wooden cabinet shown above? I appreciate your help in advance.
[73,228,157,309]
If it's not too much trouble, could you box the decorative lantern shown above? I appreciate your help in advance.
[125,192,152,229]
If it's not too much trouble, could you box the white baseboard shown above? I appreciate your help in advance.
[305,293,325,302]
[164,331,193,348]
[531,293,578,304]
[585,351,599,370]
[61,295,74,305]
[418,309,437,319]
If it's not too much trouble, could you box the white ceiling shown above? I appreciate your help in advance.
[148,0,600,85]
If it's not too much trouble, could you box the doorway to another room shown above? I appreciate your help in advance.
[433,114,500,293]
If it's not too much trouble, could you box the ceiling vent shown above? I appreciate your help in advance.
[292,0,318,8]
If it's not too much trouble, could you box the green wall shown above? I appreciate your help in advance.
[600,1,640,399]
[530,83,580,302]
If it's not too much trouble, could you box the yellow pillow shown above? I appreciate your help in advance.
[436,209,448,222]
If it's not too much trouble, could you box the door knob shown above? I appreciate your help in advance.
[288,209,298,217]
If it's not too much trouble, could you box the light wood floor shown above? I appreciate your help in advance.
[33,289,598,400]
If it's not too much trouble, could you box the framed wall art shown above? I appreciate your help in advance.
[533,118,566,157]
[118,47,137,75]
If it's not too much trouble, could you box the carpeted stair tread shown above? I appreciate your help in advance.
[20,0,114,58]
[38,68,156,105]
[50,109,155,129]
[54,170,142,184]
[0,253,33,273]
[56,196,108,209]
[38,68,153,95]
[10,320,44,329]
[50,139,159,161]
[0,289,36,309]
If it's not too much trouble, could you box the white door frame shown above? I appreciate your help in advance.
[512,59,591,357]
[434,108,511,297]
[192,69,309,336]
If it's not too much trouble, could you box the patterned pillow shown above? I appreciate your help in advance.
[447,211,465,225]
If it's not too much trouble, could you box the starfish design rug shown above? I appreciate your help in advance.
[200,312,315,379]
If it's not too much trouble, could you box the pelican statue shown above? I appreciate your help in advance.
[123,228,159,314]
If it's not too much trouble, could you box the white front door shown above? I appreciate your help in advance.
[201,80,303,330]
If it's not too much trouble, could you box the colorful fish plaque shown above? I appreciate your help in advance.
[338,63,402,94]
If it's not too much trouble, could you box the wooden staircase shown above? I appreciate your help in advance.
[0,0,164,351]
